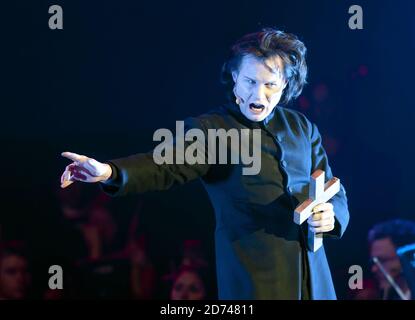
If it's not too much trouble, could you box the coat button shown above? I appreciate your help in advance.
[281,160,287,168]
[276,135,282,143]
[287,186,293,193]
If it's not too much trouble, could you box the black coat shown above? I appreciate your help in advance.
[100,102,350,299]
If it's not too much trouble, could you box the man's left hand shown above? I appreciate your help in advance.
[307,202,335,233]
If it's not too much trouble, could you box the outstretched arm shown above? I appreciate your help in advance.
[99,117,212,197]
[61,117,211,196]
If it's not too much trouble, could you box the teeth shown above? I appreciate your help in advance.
[249,103,264,110]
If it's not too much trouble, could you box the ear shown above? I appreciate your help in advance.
[231,71,238,83]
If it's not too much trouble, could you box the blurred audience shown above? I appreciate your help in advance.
[1,187,218,300]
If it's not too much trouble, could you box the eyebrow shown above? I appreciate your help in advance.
[244,76,278,84]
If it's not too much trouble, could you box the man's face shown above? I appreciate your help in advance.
[232,54,287,122]
[370,237,402,289]
[0,255,31,299]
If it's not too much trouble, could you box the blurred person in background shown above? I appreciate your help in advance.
[368,219,415,300]
[80,204,118,261]
[0,242,32,299]
[169,265,208,300]
[129,233,157,299]
[180,239,209,269]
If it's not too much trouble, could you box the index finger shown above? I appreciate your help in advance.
[61,151,85,162]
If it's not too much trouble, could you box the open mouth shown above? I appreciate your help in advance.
[249,103,265,114]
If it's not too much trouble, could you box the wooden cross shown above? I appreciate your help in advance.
[294,170,340,252]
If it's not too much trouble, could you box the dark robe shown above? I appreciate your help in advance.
[100,102,350,299]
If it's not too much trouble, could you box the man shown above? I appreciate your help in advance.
[368,219,415,300]
[60,28,349,299]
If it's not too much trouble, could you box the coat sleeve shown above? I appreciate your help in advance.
[309,122,350,239]
[99,117,211,197]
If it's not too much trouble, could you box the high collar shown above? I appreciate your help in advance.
[224,101,281,136]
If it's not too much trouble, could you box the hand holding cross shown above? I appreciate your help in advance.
[294,170,340,252]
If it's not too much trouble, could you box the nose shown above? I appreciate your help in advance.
[252,84,267,103]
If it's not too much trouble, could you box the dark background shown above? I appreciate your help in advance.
[2,0,415,299]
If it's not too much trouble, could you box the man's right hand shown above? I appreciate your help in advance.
[60,152,112,189]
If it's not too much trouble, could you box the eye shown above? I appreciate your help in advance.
[266,83,277,88]
[246,78,255,85]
